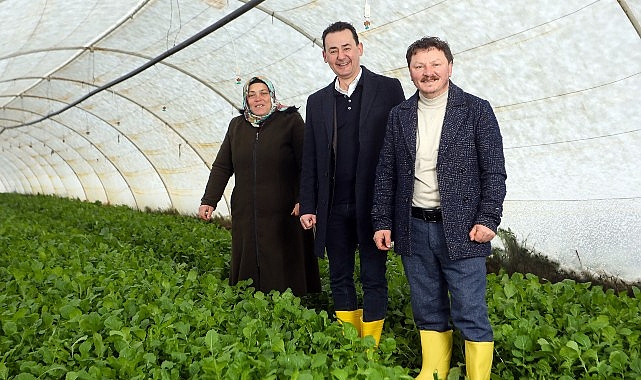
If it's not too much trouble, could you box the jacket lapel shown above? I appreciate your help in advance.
[401,92,419,163]
[320,84,335,145]
[438,82,466,159]
[359,67,376,131]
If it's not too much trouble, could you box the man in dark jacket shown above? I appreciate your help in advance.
[299,21,405,346]
[372,37,506,380]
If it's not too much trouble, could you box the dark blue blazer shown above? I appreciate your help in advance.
[372,82,507,259]
[300,66,405,257]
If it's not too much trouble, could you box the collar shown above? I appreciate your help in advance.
[334,67,363,97]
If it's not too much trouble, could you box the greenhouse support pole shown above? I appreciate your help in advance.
[617,0,641,38]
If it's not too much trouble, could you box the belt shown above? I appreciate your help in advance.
[411,207,442,222]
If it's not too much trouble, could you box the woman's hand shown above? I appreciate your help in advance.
[291,203,300,217]
[198,204,215,221]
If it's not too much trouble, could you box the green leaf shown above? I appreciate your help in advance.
[0,363,8,380]
[205,329,219,353]
[93,333,105,357]
[2,321,17,335]
[174,321,190,336]
[310,353,327,368]
[161,360,175,370]
[565,340,580,353]
[330,368,349,380]
[14,374,37,380]
[537,338,553,352]
[144,352,156,364]
[630,356,641,374]
[104,315,123,331]
[514,335,532,351]
[71,335,88,357]
[60,305,82,320]
[79,339,93,357]
[79,312,102,333]
[271,338,285,354]
[572,333,591,349]
[503,282,518,299]
[609,350,629,371]
[587,315,610,331]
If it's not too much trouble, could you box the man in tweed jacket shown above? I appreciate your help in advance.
[372,37,506,380]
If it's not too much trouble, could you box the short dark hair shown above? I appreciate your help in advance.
[406,37,453,66]
[322,21,359,50]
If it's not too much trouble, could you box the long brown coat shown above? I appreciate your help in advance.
[201,108,321,296]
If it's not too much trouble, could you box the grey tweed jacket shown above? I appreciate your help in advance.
[372,82,507,259]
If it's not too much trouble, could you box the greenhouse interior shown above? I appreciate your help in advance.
[1,0,641,281]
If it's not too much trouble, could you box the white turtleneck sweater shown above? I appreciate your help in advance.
[412,89,448,209]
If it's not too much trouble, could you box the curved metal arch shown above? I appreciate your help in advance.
[0,46,241,111]
[10,128,85,197]
[0,151,32,192]
[0,47,240,120]
[2,92,206,211]
[1,133,58,194]
[0,75,215,169]
[0,102,148,208]
[0,107,115,201]
[0,0,155,107]
[237,0,322,48]
[3,92,210,212]
[1,117,114,202]
[6,0,265,130]
[0,115,23,126]
[0,46,81,62]
[90,46,241,106]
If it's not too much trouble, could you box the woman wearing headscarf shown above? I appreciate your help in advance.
[198,76,321,296]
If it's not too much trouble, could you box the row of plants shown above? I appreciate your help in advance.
[1,193,640,379]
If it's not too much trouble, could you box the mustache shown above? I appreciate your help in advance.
[419,75,440,82]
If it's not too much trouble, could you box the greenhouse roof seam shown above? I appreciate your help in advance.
[505,128,641,150]
[495,71,641,110]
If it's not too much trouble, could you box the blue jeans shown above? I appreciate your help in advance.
[402,217,492,342]
[326,203,388,321]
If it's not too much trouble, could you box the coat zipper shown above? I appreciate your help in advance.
[252,125,261,286]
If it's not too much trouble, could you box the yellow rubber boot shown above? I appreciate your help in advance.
[465,340,494,380]
[360,318,385,347]
[335,309,363,336]
[416,330,453,380]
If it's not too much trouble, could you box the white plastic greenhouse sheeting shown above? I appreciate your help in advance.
[1,0,640,281]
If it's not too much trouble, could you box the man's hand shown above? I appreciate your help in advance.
[300,214,316,230]
[469,224,496,243]
[373,230,393,251]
